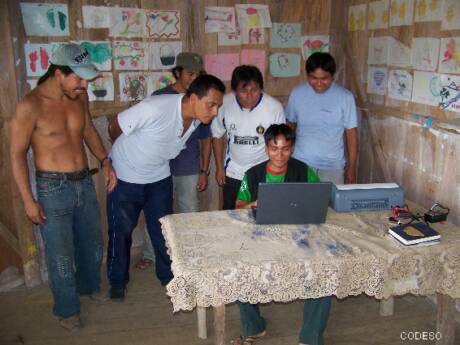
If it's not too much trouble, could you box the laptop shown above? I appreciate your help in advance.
[251,182,332,225]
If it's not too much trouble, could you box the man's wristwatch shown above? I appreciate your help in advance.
[200,169,210,176]
[100,156,111,168]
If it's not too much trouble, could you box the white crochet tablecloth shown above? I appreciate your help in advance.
[160,209,460,312]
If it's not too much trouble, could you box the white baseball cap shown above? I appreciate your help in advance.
[50,43,100,80]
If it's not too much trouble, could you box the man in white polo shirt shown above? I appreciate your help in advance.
[107,75,225,301]
[211,65,285,209]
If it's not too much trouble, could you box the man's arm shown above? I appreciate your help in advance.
[345,127,358,184]
[212,136,226,186]
[9,100,46,224]
[197,137,211,192]
[108,115,122,143]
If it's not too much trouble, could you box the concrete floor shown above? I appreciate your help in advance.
[1,255,459,345]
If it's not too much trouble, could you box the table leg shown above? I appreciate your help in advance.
[213,304,226,345]
[197,306,207,339]
[379,297,394,316]
[436,294,455,345]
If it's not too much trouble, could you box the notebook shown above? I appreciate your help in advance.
[388,222,441,246]
[251,182,332,224]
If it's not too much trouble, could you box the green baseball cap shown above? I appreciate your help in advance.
[175,52,203,72]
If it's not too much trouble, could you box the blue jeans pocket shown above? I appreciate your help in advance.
[37,178,65,196]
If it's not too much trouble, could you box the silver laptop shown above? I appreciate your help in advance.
[252,182,332,224]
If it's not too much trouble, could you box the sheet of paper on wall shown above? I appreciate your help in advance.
[72,41,112,71]
[24,43,54,77]
[389,0,415,26]
[439,74,460,113]
[368,0,389,30]
[204,53,240,81]
[411,38,440,71]
[388,38,411,68]
[367,67,388,95]
[88,72,114,102]
[241,27,265,45]
[438,37,460,74]
[387,69,413,101]
[368,36,390,65]
[21,3,69,36]
[269,53,300,78]
[348,3,367,31]
[240,49,266,74]
[119,72,155,102]
[218,29,241,46]
[235,4,272,29]
[441,0,460,30]
[411,71,441,106]
[113,41,147,70]
[150,72,176,94]
[204,7,236,33]
[109,7,144,38]
[144,10,180,39]
[301,35,329,60]
[26,79,38,91]
[148,41,182,70]
[270,23,301,49]
[81,6,111,28]
[414,0,443,22]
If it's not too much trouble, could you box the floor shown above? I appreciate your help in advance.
[1,255,459,345]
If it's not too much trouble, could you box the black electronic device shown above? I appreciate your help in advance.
[424,203,449,223]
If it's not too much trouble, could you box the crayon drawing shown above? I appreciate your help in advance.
[20,3,69,36]
[235,4,272,29]
[218,29,241,46]
[388,38,411,67]
[145,10,180,39]
[119,72,154,102]
[368,0,389,30]
[113,41,147,70]
[439,74,460,112]
[149,42,182,70]
[82,6,111,28]
[348,4,366,31]
[240,49,266,74]
[242,27,265,45]
[73,41,112,71]
[269,53,301,78]
[88,72,114,102]
[205,53,240,81]
[301,35,329,60]
[441,0,460,30]
[414,0,442,22]
[150,72,176,93]
[109,7,144,38]
[205,7,236,33]
[24,43,53,77]
[387,69,412,101]
[411,38,440,71]
[368,37,390,65]
[389,0,415,27]
[438,37,460,74]
[367,67,388,95]
[270,23,301,49]
[412,71,441,106]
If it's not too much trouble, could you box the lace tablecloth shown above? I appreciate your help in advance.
[160,209,460,312]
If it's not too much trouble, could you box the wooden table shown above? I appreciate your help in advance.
[161,208,460,345]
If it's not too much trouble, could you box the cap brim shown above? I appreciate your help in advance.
[71,64,100,80]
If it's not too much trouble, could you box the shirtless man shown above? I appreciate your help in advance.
[9,43,117,332]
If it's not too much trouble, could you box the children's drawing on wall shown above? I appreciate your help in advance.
[21,3,69,36]
[88,72,114,102]
[441,0,460,30]
[113,41,146,70]
[368,37,390,65]
[367,67,388,95]
[110,7,144,38]
[150,72,175,93]
[301,35,329,60]
[439,74,460,112]
[414,0,442,22]
[348,4,366,31]
[240,49,266,74]
[241,28,265,45]
[204,53,240,81]
[205,7,236,33]
[145,10,180,39]
[26,79,38,92]
[439,37,460,74]
[149,41,182,70]
[218,29,241,46]
[73,41,112,71]
[269,53,300,78]
[389,0,415,26]
[412,38,440,71]
[412,71,441,106]
[119,72,153,102]
[24,43,53,77]
[387,69,413,101]
[368,0,389,30]
[82,6,111,28]
[388,38,411,67]
[235,4,272,29]
[270,23,301,49]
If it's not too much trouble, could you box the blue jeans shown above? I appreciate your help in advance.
[37,173,103,319]
[107,176,173,288]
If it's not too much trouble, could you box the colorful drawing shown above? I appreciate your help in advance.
[270,23,301,49]
[348,4,367,31]
[269,53,301,78]
[368,0,390,30]
[81,6,111,28]
[24,43,53,77]
[367,67,388,95]
[145,10,180,39]
[150,72,175,93]
[414,0,442,22]
[242,27,265,45]
[439,74,460,112]
[368,37,390,65]
[218,29,241,46]
[88,72,114,102]
[412,38,440,71]
[235,4,272,29]
[149,42,182,70]
[240,49,266,74]
[387,69,412,101]
[113,41,147,70]
[389,0,415,26]
[301,35,329,60]
[388,38,411,67]
[441,0,460,30]
[119,72,154,102]
[109,7,144,38]
[412,71,441,106]
[20,3,69,36]
[439,37,460,74]
[73,41,112,71]
[204,53,240,81]
[205,7,236,33]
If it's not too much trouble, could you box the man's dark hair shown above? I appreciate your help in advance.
[231,65,264,91]
[37,64,73,85]
[305,52,336,76]
[186,74,225,98]
[264,124,296,145]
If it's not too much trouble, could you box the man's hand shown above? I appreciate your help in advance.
[197,173,208,192]
[215,168,225,187]
[345,166,357,184]
[102,161,117,193]
[25,200,46,225]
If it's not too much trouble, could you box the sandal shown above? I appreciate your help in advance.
[231,330,266,344]
[135,258,153,270]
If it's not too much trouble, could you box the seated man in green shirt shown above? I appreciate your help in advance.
[233,124,331,345]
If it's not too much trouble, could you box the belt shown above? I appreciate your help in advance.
[35,168,98,181]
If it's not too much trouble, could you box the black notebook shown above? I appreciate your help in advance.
[388,222,441,246]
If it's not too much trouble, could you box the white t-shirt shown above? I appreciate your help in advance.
[110,94,199,184]
[211,92,286,180]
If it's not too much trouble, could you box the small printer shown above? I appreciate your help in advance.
[330,183,404,212]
